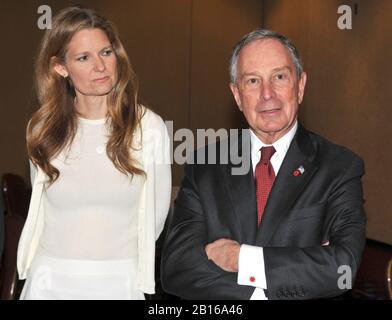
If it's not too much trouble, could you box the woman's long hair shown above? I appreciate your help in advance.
[27,6,145,184]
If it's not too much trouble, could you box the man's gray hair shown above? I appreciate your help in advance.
[229,29,304,84]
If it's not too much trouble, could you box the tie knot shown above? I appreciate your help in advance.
[260,146,276,164]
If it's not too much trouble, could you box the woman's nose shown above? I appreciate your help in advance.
[94,56,106,72]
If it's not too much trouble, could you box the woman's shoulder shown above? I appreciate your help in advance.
[138,105,167,132]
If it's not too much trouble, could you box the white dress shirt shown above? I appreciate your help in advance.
[237,121,298,300]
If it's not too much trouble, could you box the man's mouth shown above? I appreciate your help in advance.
[259,108,281,113]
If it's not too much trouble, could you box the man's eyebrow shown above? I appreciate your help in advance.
[241,66,293,78]
[270,66,295,74]
[241,71,262,78]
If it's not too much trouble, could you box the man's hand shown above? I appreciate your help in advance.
[205,238,240,272]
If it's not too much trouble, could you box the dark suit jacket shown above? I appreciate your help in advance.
[161,124,366,300]
[0,193,4,257]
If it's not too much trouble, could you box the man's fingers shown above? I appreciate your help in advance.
[205,238,240,260]
[211,238,239,246]
[205,244,212,258]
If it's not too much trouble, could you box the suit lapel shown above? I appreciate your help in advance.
[255,125,319,246]
[222,130,258,244]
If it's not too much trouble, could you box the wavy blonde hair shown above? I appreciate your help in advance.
[27,6,145,184]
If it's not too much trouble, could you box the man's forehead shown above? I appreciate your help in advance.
[238,38,295,71]
[241,38,288,54]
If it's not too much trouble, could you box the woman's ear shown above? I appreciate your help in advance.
[52,57,68,78]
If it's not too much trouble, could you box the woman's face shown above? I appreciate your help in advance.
[54,28,118,97]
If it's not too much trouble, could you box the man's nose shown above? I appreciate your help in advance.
[260,80,276,101]
[94,56,106,72]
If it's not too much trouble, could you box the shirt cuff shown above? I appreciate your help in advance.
[237,244,267,289]
[250,288,268,300]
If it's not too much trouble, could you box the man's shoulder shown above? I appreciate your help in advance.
[304,127,364,166]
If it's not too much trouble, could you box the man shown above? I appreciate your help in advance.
[161,29,366,300]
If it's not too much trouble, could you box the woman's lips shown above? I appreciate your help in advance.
[93,76,109,83]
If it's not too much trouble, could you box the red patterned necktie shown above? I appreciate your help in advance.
[255,146,276,226]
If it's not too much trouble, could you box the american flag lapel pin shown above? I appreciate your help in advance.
[293,165,305,177]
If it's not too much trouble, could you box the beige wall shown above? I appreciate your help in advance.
[189,0,263,131]
[263,0,392,244]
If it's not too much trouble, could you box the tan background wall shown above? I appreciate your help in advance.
[263,0,392,244]
[1,1,391,244]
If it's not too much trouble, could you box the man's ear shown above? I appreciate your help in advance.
[229,82,242,111]
[52,57,68,78]
[297,72,307,104]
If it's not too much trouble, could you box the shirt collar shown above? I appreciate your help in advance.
[250,120,298,161]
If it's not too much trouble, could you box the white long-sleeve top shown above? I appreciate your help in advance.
[38,117,143,260]
[17,106,172,294]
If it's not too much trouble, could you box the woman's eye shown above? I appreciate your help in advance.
[102,49,113,56]
[76,55,88,62]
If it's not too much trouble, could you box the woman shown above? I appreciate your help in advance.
[17,6,171,299]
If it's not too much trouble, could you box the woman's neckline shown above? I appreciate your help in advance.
[78,117,106,125]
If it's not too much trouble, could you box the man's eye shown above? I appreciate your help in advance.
[274,72,290,82]
[247,78,258,84]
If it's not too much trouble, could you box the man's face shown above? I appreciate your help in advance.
[230,38,307,144]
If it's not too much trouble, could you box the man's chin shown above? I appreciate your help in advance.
[252,124,292,142]
[256,123,285,135]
